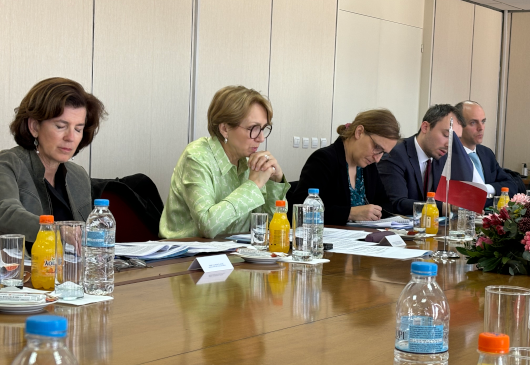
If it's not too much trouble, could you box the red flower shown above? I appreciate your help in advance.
[490,214,502,226]
[482,217,491,229]
[477,236,494,248]
[499,207,510,221]
[496,225,505,235]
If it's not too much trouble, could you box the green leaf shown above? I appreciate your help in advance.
[478,257,502,272]
[456,247,468,255]
[509,267,515,275]
[502,256,510,265]
[523,251,530,261]
[467,257,479,264]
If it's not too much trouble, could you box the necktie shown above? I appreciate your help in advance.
[423,159,432,196]
[468,152,485,182]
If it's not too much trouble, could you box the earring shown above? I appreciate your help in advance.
[224,138,228,144]
[34,138,39,154]
[70,156,75,161]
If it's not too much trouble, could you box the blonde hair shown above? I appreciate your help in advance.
[337,109,400,140]
[207,86,273,141]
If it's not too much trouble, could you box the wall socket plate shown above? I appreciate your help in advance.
[302,137,309,149]
[320,138,328,147]
[293,136,300,148]
[311,137,318,148]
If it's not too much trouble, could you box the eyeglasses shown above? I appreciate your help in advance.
[238,124,272,139]
[366,133,386,156]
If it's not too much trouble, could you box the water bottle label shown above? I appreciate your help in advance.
[86,231,114,248]
[396,316,447,354]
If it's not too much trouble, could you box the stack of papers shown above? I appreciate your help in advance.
[227,227,370,244]
[115,241,250,260]
[348,216,412,229]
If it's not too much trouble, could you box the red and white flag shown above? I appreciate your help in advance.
[435,124,487,214]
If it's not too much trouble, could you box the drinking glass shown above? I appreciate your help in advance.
[0,234,25,288]
[509,347,530,364]
[250,213,268,251]
[456,208,476,240]
[485,285,530,350]
[55,221,85,299]
[493,196,501,210]
[292,204,315,262]
[413,202,426,233]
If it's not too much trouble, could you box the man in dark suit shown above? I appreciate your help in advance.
[378,104,464,215]
[456,101,516,206]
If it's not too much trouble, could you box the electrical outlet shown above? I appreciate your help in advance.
[302,137,309,149]
[311,137,318,149]
[293,136,300,148]
[320,138,328,148]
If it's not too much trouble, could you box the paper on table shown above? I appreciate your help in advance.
[183,241,251,253]
[227,228,370,244]
[277,257,330,265]
[57,293,113,306]
[115,242,188,260]
[329,245,431,259]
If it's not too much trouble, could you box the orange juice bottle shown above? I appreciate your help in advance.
[421,192,439,235]
[497,187,510,210]
[31,215,61,290]
[268,201,290,254]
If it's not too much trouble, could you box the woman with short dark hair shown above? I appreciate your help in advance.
[0,77,107,252]
[159,85,289,239]
[290,109,401,225]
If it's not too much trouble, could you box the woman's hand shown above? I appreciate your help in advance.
[348,204,382,221]
[248,151,283,183]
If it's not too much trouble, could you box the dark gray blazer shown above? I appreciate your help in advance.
[0,146,92,242]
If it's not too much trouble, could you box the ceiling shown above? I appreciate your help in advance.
[465,0,530,10]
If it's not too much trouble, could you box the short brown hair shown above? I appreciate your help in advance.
[207,86,273,141]
[336,109,401,141]
[10,77,107,155]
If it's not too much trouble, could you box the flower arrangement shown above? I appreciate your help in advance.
[457,193,530,275]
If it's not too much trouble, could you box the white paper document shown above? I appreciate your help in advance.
[227,228,370,244]
[183,241,251,253]
[329,245,431,259]
[115,242,188,260]
[188,254,234,272]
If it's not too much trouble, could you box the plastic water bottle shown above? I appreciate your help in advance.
[84,199,115,295]
[477,332,509,365]
[303,188,324,259]
[11,315,78,365]
[394,262,449,365]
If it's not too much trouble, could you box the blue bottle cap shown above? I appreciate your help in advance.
[411,262,437,276]
[94,199,109,207]
[308,188,319,194]
[26,315,68,337]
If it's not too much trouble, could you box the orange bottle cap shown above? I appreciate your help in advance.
[39,215,54,224]
[501,187,509,192]
[478,332,510,354]
[275,200,286,207]
[427,192,436,198]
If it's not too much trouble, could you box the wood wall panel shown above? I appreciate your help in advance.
[430,0,474,106]
[0,0,93,170]
[339,0,424,28]
[267,0,337,182]
[470,6,502,152]
[91,0,193,202]
[193,0,272,140]
[333,11,423,140]
[504,12,530,171]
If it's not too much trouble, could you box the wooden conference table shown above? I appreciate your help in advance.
[1,230,529,364]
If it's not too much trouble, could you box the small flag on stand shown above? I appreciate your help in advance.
[435,130,487,214]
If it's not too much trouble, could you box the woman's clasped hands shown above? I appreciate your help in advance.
[248,151,283,188]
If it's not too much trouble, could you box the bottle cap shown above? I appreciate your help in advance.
[427,192,436,198]
[501,187,509,192]
[411,262,437,276]
[39,215,54,224]
[26,315,68,338]
[94,199,110,207]
[275,200,286,207]
[308,188,319,194]
[478,332,510,354]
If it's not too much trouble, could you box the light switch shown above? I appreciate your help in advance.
[311,137,318,149]
[302,137,309,149]
[320,138,328,148]
[293,136,300,148]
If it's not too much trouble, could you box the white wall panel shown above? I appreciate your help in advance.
[0,0,93,170]
[339,0,424,28]
[504,13,530,172]
[333,11,423,139]
[267,0,337,182]
[470,6,502,152]
[91,0,193,202]
[430,0,474,106]
[194,0,271,140]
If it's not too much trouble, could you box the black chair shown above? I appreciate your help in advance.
[503,168,527,194]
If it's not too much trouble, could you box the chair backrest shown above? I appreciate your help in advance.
[503,168,527,194]
[92,174,163,243]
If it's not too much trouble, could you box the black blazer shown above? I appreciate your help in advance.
[378,136,443,215]
[289,137,392,225]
